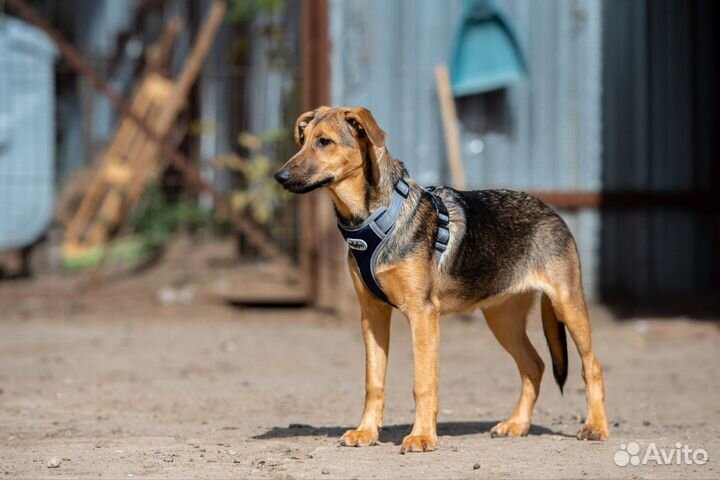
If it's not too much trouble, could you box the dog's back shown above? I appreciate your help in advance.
[439,188,575,300]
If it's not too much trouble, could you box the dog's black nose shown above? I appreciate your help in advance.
[274,169,291,185]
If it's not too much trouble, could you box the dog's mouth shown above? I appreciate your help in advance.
[281,176,334,194]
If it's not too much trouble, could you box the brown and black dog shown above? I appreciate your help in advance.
[274,106,608,453]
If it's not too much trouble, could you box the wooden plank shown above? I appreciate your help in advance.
[435,64,466,190]
[102,163,132,185]
[62,2,225,256]
[65,74,174,253]
[145,17,183,74]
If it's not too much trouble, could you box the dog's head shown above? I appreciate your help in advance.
[274,106,386,193]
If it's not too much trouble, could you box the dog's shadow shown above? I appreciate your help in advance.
[252,421,571,445]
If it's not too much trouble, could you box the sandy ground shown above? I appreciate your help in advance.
[1,248,719,479]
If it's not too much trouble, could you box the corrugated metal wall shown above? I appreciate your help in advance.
[601,0,720,302]
[329,0,603,297]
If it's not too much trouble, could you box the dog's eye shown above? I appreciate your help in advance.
[317,137,334,147]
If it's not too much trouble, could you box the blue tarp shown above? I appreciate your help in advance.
[0,16,57,250]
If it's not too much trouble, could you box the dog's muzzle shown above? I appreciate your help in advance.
[274,169,334,193]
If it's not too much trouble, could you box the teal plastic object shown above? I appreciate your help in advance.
[450,0,526,96]
[0,17,57,251]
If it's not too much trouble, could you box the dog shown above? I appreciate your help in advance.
[274,106,609,453]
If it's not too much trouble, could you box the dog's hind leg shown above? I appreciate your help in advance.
[482,292,544,437]
[541,246,609,441]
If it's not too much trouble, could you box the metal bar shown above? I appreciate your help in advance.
[5,0,286,261]
[528,191,720,210]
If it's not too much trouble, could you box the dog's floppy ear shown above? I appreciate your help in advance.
[294,106,332,147]
[294,110,316,147]
[344,107,386,148]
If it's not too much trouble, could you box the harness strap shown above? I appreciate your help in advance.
[337,179,410,306]
[424,186,450,254]
[375,179,409,233]
[337,179,450,307]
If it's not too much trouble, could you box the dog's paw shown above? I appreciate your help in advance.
[490,420,530,438]
[340,428,378,447]
[577,423,609,441]
[400,434,437,454]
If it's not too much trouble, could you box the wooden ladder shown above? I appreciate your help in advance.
[62,0,227,260]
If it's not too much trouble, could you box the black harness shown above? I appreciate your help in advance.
[337,179,450,307]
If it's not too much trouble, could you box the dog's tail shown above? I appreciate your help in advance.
[541,294,568,394]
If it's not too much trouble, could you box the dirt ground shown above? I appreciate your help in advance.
[1,241,718,479]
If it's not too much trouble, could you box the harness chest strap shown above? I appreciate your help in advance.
[337,179,450,306]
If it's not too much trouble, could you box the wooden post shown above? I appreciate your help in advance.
[299,0,351,313]
[435,64,467,190]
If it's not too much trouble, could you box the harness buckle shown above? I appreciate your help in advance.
[395,178,410,198]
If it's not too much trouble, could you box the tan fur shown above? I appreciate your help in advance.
[483,292,542,437]
[348,254,442,452]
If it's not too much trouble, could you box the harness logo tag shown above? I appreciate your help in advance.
[347,238,368,251]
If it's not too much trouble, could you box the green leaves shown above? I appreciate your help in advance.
[213,129,291,225]
[228,0,285,23]
[129,183,217,248]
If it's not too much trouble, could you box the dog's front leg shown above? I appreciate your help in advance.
[400,302,440,453]
[340,295,392,447]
